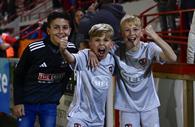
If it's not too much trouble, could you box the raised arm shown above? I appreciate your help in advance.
[145,25,177,63]
[59,39,75,64]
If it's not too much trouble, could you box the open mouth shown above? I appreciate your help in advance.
[127,37,136,42]
[97,48,106,59]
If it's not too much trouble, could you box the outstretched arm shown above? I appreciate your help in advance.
[145,25,177,63]
[59,38,75,64]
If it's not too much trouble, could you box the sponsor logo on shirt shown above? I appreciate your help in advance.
[120,70,144,83]
[92,76,111,89]
[38,72,65,83]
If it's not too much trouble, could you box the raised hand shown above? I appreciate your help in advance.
[144,25,158,39]
[59,37,68,54]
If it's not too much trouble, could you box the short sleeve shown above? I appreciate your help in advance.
[148,42,165,64]
[72,49,88,71]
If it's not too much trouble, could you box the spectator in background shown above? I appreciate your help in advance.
[180,0,195,30]
[52,0,62,10]
[6,0,17,21]
[0,0,7,22]
[78,0,126,49]
[69,9,85,49]
[154,0,178,52]
[154,0,177,32]
[187,11,195,64]
[28,22,48,40]
[0,35,10,50]
[13,11,78,127]
[0,36,10,57]
[0,28,17,57]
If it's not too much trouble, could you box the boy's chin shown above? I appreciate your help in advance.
[97,54,107,60]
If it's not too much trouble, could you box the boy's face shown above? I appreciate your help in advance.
[47,18,71,46]
[122,22,142,50]
[89,34,113,60]
[75,10,84,25]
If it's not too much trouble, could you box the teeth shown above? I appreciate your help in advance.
[98,48,105,54]
[128,38,135,42]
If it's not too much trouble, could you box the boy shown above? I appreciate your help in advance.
[59,23,115,127]
[13,11,78,127]
[114,15,177,127]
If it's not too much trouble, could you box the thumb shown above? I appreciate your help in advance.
[21,105,25,116]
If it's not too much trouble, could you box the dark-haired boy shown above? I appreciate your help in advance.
[13,11,78,127]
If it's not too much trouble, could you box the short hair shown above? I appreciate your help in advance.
[97,0,113,4]
[47,11,70,27]
[88,23,114,39]
[120,14,142,31]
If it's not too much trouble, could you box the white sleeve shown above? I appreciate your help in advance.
[72,49,88,71]
[149,42,165,64]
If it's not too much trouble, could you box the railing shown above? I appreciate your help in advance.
[19,0,52,25]
[140,7,195,63]
[0,0,46,26]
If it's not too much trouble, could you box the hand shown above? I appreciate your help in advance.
[13,104,25,117]
[59,37,68,54]
[144,25,158,39]
[88,50,99,69]
[88,2,97,13]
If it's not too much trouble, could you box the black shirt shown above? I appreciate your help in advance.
[13,38,78,105]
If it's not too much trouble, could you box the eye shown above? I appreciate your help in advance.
[94,38,100,42]
[63,26,70,30]
[104,38,109,42]
[52,26,59,30]
[124,29,130,32]
[133,28,139,32]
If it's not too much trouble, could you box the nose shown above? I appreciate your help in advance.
[99,40,104,45]
[129,29,135,34]
[58,27,64,33]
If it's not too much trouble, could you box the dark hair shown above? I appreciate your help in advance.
[96,0,113,8]
[97,0,113,4]
[47,11,71,27]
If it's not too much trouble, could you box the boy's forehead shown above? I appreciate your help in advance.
[92,34,111,39]
[122,22,141,28]
[50,18,69,25]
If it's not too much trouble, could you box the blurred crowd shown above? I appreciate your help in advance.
[0,0,195,59]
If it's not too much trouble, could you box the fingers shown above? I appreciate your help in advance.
[145,25,155,35]
[88,58,99,69]
[88,50,99,70]
[88,3,96,12]
[21,105,25,116]
[59,37,68,51]
[13,105,25,118]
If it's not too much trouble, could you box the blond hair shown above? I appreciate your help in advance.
[120,14,142,31]
[89,23,114,39]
